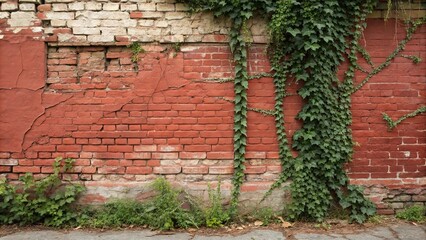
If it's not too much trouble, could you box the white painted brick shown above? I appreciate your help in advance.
[45,0,74,3]
[88,34,114,42]
[156,3,175,12]
[51,19,66,27]
[140,11,162,19]
[52,3,68,11]
[100,19,137,27]
[103,3,119,11]
[138,3,155,11]
[161,35,184,43]
[100,27,126,35]
[155,20,168,28]
[171,26,192,35]
[86,2,102,11]
[8,11,35,27]
[73,27,100,35]
[165,12,186,20]
[44,27,54,34]
[138,20,154,27]
[1,2,18,11]
[67,19,101,28]
[19,3,35,11]
[45,12,74,20]
[120,3,137,11]
[58,34,87,42]
[175,3,189,11]
[68,2,85,11]
[0,12,10,18]
[134,34,155,42]
[121,19,137,27]
[88,11,129,20]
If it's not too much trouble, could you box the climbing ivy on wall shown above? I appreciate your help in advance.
[179,0,425,223]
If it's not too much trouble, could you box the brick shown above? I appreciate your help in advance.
[130,11,143,19]
[156,4,175,12]
[108,145,133,152]
[57,145,81,152]
[103,3,119,11]
[13,166,40,173]
[45,12,74,20]
[126,167,152,174]
[68,2,84,11]
[8,12,36,27]
[138,3,155,11]
[244,166,266,174]
[154,166,181,174]
[86,2,102,10]
[52,3,67,11]
[19,3,35,11]
[94,153,124,159]
[125,153,151,159]
[209,166,233,175]
[158,145,182,152]
[97,167,125,174]
[152,153,178,160]
[134,145,157,152]
[179,152,207,159]
[37,4,52,12]
[0,159,18,166]
[182,166,208,174]
[1,2,18,11]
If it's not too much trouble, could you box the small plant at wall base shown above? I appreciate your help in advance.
[128,42,145,63]
[396,205,426,223]
[79,177,203,230]
[0,157,84,227]
[179,0,425,223]
[205,181,230,228]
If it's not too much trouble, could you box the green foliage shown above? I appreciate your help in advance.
[267,0,378,223]
[128,42,145,63]
[401,54,422,64]
[383,105,426,131]
[81,178,203,230]
[0,157,84,227]
[251,207,279,226]
[396,205,426,223]
[79,199,147,228]
[205,182,230,228]
[180,0,425,224]
[143,177,203,230]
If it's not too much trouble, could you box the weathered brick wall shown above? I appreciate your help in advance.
[0,0,425,213]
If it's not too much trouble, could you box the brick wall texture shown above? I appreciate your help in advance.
[0,0,425,214]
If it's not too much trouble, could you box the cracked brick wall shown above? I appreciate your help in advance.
[0,0,425,213]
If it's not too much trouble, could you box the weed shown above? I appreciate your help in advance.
[128,42,145,63]
[144,177,202,230]
[251,207,279,226]
[79,178,203,230]
[79,199,147,228]
[367,214,385,224]
[205,181,230,228]
[396,205,426,223]
[172,42,182,53]
[0,158,84,227]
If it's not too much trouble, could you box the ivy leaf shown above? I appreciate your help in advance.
[287,28,301,37]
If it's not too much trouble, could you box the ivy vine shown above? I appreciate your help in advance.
[383,105,426,131]
[179,0,425,223]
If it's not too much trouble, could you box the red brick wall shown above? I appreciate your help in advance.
[0,19,425,212]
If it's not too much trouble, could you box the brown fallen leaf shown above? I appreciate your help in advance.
[282,221,293,228]
[278,216,293,228]
[254,221,263,226]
